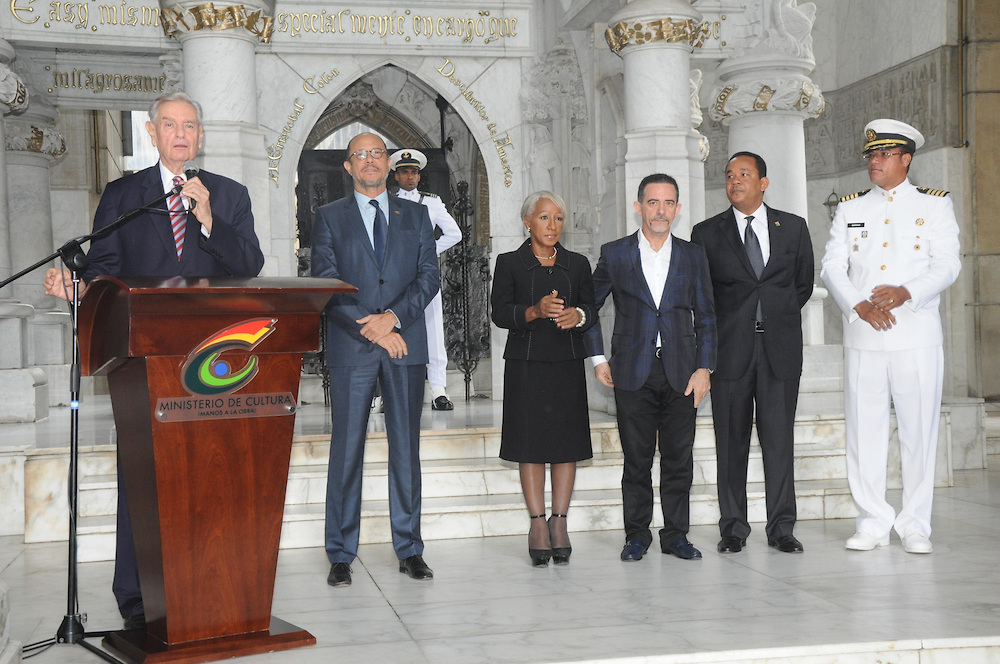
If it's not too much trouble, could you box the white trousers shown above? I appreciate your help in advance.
[424,290,448,393]
[844,346,944,539]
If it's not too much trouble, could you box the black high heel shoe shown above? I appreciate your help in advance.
[549,514,572,565]
[528,514,552,567]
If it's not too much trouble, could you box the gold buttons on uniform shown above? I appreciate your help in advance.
[885,219,890,224]
[881,265,887,270]
[888,196,894,202]
[914,245,921,250]
[916,218,925,226]
[883,242,889,247]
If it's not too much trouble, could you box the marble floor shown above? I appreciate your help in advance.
[3,400,1000,663]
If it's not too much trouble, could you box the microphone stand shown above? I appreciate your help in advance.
[9,184,183,663]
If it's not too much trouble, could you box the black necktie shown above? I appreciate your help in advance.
[370,199,387,266]
[744,215,764,322]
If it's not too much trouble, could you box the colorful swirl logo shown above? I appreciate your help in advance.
[180,318,277,396]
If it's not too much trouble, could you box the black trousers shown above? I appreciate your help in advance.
[712,333,799,541]
[614,360,696,548]
[112,454,143,620]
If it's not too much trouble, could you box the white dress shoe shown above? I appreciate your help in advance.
[845,532,890,551]
[902,534,933,554]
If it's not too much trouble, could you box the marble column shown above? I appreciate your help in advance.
[160,0,276,269]
[5,98,65,310]
[707,2,826,343]
[605,0,708,239]
[0,41,48,423]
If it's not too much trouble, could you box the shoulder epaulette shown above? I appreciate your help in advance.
[916,186,949,197]
[839,189,870,202]
[419,190,439,199]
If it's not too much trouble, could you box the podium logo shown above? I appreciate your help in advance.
[181,318,277,396]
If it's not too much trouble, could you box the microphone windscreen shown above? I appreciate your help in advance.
[183,161,200,180]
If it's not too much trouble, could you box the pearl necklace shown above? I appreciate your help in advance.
[533,248,557,261]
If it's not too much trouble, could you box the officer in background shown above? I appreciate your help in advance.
[391,149,463,410]
[820,119,961,554]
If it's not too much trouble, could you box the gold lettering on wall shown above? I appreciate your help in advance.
[11,0,39,24]
[266,98,307,185]
[45,65,166,94]
[272,8,518,44]
[10,3,521,44]
[437,57,513,187]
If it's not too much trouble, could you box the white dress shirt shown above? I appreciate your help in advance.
[591,230,673,367]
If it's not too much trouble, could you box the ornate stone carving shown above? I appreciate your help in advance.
[690,68,704,128]
[160,51,184,92]
[0,64,28,114]
[160,3,274,43]
[4,119,66,156]
[524,123,558,192]
[605,18,712,54]
[728,0,817,61]
[520,43,587,124]
[708,77,824,122]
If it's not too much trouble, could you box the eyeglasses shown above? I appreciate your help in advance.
[349,148,386,161]
[863,150,903,161]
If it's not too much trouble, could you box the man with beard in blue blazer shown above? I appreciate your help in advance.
[585,173,716,563]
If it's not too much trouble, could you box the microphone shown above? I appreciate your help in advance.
[182,161,199,211]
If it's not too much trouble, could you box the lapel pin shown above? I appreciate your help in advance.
[774,221,780,227]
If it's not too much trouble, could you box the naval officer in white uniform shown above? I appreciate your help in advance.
[821,119,961,554]
[391,148,463,410]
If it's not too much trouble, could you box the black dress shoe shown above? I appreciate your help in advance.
[327,562,352,586]
[620,539,650,561]
[431,395,454,411]
[768,535,804,553]
[399,555,434,579]
[717,536,746,553]
[662,537,702,560]
[122,613,146,631]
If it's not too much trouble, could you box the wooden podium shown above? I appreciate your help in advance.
[77,276,355,664]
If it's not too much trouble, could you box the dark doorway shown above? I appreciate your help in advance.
[295,148,451,276]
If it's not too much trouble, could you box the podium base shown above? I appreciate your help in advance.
[102,616,315,664]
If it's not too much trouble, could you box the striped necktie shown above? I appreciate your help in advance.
[168,175,186,259]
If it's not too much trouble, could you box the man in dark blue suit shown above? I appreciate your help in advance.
[585,173,716,562]
[691,152,813,556]
[310,133,439,586]
[44,91,264,629]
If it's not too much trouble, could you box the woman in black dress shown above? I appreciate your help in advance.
[491,191,598,566]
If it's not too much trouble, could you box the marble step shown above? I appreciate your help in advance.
[74,444,854,521]
[73,478,857,561]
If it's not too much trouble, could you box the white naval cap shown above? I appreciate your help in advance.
[390,149,427,171]
[862,119,925,154]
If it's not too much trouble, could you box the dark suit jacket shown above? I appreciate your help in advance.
[311,193,439,367]
[584,232,717,394]
[491,240,599,362]
[691,205,814,381]
[83,164,264,282]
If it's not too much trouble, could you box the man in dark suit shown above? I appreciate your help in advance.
[691,151,814,555]
[585,173,716,562]
[311,133,439,587]
[43,91,264,628]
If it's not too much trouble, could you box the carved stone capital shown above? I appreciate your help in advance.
[708,76,824,122]
[159,1,275,44]
[0,65,28,114]
[4,119,66,157]
[605,17,712,54]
